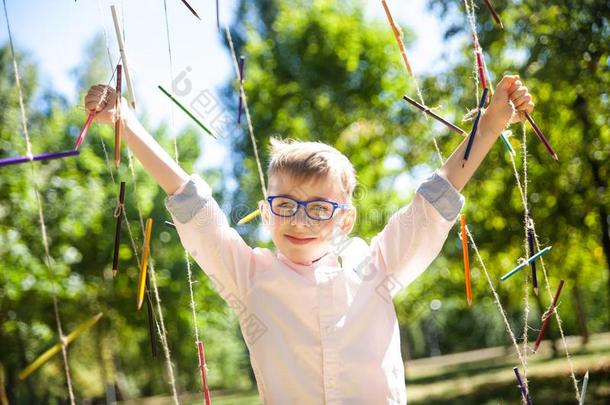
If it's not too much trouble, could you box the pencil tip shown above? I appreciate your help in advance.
[534,288,538,296]
[112,269,117,279]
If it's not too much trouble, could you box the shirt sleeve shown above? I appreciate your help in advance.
[164,174,256,303]
[367,171,465,297]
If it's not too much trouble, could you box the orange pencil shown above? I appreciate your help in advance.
[460,213,472,306]
[381,0,413,76]
[137,218,153,311]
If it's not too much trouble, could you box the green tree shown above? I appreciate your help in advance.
[1,34,249,403]
[221,0,609,362]
[427,0,610,344]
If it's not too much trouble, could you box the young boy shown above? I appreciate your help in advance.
[85,75,533,404]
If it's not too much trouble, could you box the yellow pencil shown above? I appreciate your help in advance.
[137,218,153,311]
[19,313,103,380]
[237,208,260,225]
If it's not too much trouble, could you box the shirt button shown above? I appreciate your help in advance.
[327,378,336,388]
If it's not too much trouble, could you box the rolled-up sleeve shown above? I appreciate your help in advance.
[368,171,465,296]
[165,174,255,303]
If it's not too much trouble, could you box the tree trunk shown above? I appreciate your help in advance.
[574,94,610,330]
[571,283,589,346]
[588,155,610,329]
[0,363,8,405]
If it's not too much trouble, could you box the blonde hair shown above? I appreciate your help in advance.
[267,137,357,199]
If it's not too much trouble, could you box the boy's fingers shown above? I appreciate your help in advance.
[508,86,528,101]
[85,96,107,110]
[498,74,520,92]
[513,94,531,109]
[508,83,525,97]
[515,99,535,112]
[84,85,117,113]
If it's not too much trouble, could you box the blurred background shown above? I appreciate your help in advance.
[0,0,608,403]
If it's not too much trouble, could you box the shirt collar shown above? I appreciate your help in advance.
[277,250,340,272]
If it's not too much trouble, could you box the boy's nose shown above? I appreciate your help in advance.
[289,205,311,226]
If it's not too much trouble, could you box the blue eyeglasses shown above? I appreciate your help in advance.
[266,195,351,221]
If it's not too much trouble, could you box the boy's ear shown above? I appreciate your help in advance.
[340,206,356,234]
[259,199,270,225]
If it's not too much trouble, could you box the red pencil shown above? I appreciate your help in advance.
[533,279,565,352]
[75,113,95,150]
[525,112,558,161]
[197,341,212,405]
[475,51,487,91]
[482,0,504,29]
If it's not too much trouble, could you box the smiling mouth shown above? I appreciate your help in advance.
[284,234,317,245]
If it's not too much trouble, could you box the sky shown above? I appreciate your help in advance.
[1,0,463,185]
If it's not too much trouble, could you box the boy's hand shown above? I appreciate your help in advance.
[84,84,133,127]
[480,75,535,135]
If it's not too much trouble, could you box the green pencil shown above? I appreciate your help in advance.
[158,85,216,138]
[499,133,516,156]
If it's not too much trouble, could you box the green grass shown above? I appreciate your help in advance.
[405,334,610,404]
[122,333,610,404]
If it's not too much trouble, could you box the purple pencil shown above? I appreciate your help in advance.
[513,367,533,405]
[0,149,79,168]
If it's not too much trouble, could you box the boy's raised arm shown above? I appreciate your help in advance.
[84,84,194,195]
[438,75,535,192]
[85,85,257,302]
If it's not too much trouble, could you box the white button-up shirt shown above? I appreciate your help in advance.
[165,171,464,404]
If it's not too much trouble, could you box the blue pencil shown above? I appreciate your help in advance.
[501,246,552,281]
[462,88,489,167]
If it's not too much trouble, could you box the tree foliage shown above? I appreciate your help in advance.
[0,0,608,402]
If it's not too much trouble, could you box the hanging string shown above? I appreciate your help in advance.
[96,0,114,72]
[380,0,444,165]
[163,0,210,403]
[520,122,531,392]
[461,1,582,399]
[506,132,581,399]
[149,262,180,405]
[527,215,581,402]
[161,0,179,162]
[159,0,211,398]
[388,0,529,376]
[465,226,527,366]
[464,0,481,105]
[2,0,75,402]
[224,24,267,198]
[93,8,181,401]
[489,48,581,405]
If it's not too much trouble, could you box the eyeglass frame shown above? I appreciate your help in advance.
[265,195,351,221]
